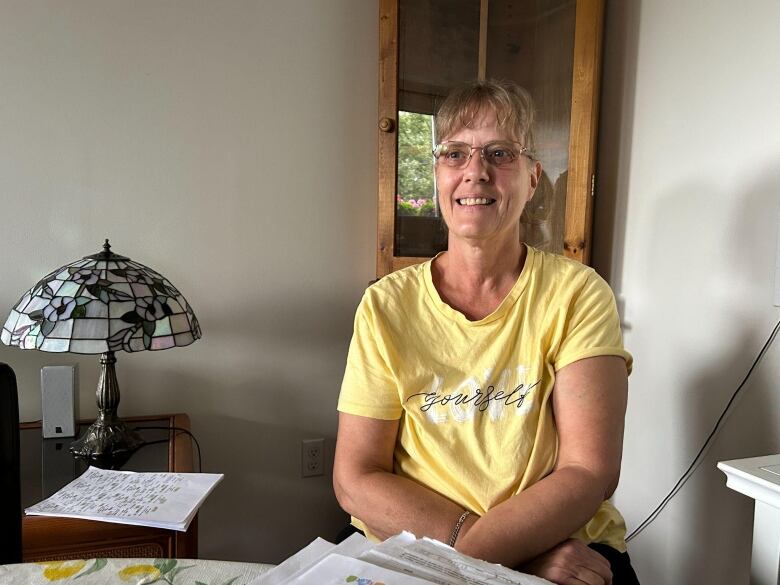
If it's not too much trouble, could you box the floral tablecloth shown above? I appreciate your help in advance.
[0,558,273,585]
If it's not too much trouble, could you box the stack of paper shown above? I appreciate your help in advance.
[25,466,223,532]
[251,532,553,585]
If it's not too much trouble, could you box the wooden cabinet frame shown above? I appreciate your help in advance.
[376,0,605,277]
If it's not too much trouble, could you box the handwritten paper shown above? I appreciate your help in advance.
[25,466,223,531]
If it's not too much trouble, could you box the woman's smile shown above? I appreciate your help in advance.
[456,197,496,206]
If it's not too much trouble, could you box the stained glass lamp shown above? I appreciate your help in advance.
[1,240,201,467]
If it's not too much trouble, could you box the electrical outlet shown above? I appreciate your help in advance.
[301,438,324,478]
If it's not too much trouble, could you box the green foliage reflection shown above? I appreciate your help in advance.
[397,111,436,217]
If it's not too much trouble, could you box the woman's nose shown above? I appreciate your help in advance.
[463,151,490,182]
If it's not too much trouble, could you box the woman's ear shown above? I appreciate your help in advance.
[529,160,542,191]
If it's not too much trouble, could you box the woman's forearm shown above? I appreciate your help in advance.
[334,413,476,543]
[339,463,607,569]
[456,464,607,567]
[334,466,472,542]
[334,414,610,567]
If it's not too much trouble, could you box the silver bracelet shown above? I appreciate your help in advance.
[448,510,471,547]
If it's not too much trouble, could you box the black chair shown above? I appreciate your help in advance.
[0,362,21,564]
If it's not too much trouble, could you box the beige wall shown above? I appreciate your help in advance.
[6,0,780,580]
[596,0,780,582]
[0,0,378,562]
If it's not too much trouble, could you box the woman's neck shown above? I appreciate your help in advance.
[432,237,527,321]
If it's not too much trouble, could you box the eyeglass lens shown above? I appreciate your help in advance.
[434,142,523,168]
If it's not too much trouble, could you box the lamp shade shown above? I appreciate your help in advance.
[1,240,201,467]
[1,241,201,355]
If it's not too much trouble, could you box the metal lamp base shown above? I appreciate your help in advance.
[69,351,143,469]
[70,414,143,469]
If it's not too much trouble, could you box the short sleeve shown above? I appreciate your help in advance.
[554,270,633,374]
[337,292,403,420]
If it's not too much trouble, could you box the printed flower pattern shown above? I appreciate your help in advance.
[16,558,264,584]
[38,560,87,581]
[345,576,385,585]
[118,563,161,583]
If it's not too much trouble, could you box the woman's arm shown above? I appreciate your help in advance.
[456,355,628,570]
[334,355,627,581]
[333,412,474,542]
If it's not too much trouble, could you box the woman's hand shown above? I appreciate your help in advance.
[521,539,612,585]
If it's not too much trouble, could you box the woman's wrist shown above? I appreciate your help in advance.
[452,511,480,553]
[448,510,471,547]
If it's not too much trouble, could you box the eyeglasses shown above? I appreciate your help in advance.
[432,140,531,169]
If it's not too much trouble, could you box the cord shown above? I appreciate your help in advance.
[132,425,202,473]
[626,317,780,542]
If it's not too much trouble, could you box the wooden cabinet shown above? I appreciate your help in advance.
[377,0,605,277]
[20,414,197,561]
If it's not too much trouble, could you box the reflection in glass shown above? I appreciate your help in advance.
[488,0,575,254]
[396,112,437,218]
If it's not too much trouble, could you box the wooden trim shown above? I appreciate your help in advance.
[391,256,430,272]
[377,0,399,278]
[23,516,174,561]
[170,413,197,558]
[171,413,193,472]
[478,0,489,81]
[563,0,605,265]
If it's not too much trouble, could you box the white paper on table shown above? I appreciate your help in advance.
[250,533,374,585]
[360,532,554,585]
[285,553,434,585]
[24,466,223,532]
[249,538,333,585]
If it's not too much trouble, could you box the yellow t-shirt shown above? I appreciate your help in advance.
[338,246,633,551]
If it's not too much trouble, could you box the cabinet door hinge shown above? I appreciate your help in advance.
[591,173,596,198]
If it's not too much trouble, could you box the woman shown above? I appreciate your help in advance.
[334,79,638,585]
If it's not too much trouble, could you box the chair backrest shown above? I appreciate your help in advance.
[0,362,21,564]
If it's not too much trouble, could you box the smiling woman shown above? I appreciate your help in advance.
[431,84,541,251]
[335,80,640,585]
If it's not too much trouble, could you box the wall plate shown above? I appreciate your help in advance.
[41,365,77,439]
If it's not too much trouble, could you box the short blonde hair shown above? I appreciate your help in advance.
[434,79,536,156]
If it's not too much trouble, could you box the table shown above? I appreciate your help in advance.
[21,414,198,561]
[718,454,780,585]
[0,558,273,585]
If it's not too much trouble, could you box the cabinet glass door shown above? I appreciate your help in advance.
[377,0,603,277]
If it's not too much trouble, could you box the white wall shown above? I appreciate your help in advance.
[595,0,780,582]
[5,0,780,580]
[0,0,378,562]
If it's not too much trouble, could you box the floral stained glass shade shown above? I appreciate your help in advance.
[1,241,201,467]
[1,245,201,355]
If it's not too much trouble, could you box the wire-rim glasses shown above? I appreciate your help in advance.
[432,140,532,169]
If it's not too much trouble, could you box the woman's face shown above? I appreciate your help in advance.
[435,108,541,246]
